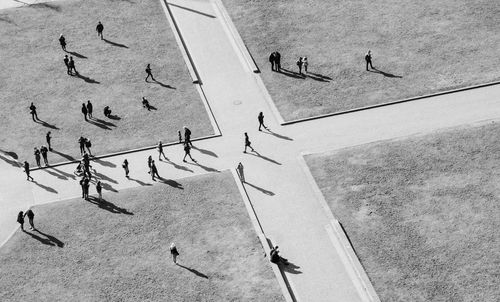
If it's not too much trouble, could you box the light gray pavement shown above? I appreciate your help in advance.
[2,0,500,301]
[0,0,63,10]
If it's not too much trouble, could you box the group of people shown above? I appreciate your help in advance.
[81,100,93,120]
[33,146,49,168]
[17,209,35,231]
[78,136,93,156]
[268,51,281,72]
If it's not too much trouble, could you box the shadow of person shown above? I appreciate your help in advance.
[51,149,76,161]
[152,80,176,89]
[67,51,87,59]
[263,130,293,141]
[148,105,158,111]
[93,171,118,184]
[43,167,67,180]
[35,119,59,129]
[193,161,220,173]
[128,177,153,186]
[75,73,100,84]
[244,182,275,196]
[49,167,76,180]
[192,146,218,158]
[307,71,332,80]
[369,68,402,78]
[92,158,116,168]
[159,178,184,189]
[32,180,58,193]
[35,229,64,247]
[108,114,121,120]
[163,160,194,173]
[306,73,330,82]
[282,261,302,274]
[86,196,133,215]
[248,151,282,165]
[88,119,112,130]
[25,231,55,246]
[177,264,209,279]
[279,68,306,79]
[102,38,128,48]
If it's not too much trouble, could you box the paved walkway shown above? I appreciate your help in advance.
[2,0,500,301]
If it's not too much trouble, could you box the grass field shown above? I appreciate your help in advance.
[0,0,213,166]
[305,123,500,301]
[223,0,500,121]
[0,172,283,301]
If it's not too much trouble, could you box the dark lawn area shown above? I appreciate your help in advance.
[0,0,213,166]
[223,0,500,121]
[305,123,500,301]
[0,172,283,302]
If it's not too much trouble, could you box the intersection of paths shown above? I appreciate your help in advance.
[2,0,500,301]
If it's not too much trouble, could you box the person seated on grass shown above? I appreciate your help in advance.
[103,106,112,117]
[270,246,289,265]
[142,97,151,110]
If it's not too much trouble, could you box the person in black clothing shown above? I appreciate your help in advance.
[34,148,41,168]
[63,55,70,75]
[103,106,112,117]
[297,57,303,74]
[68,56,77,75]
[258,112,268,131]
[270,246,289,265]
[183,142,195,163]
[29,102,38,121]
[40,145,49,166]
[142,97,151,110]
[147,155,153,174]
[87,100,93,118]
[81,103,88,121]
[96,21,104,40]
[59,34,66,51]
[269,52,276,71]
[145,64,155,82]
[150,160,160,181]
[85,139,92,156]
[17,211,25,231]
[178,130,182,143]
[365,50,374,71]
[46,131,52,151]
[24,161,33,181]
[244,132,255,153]
[183,126,193,147]
[78,137,86,155]
[24,209,35,230]
[79,177,86,198]
[170,243,179,264]
[122,159,129,177]
[96,181,102,201]
[275,51,281,72]
[158,141,168,161]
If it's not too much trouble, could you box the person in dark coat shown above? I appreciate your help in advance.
[296,57,303,74]
[145,64,155,82]
[17,211,25,231]
[147,155,153,174]
[244,132,255,153]
[24,161,33,181]
[79,177,86,198]
[59,34,66,51]
[150,160,160,181]
[81,103,88,121]
[87,100,93,118]
[183,126,193,147]
[34,148,41,167]
[103,106,112,117]
[275,51,281,72]
[78,136,86,155]
[365,50,374,71]
[96,181,102,200]
[83,177,90,200]
[258,112,268,131]
[269,52,276,71]
[29,102,38,121]
[46,131,52,151]
[68,56,77,74]
[85,139,92,156]
[40,145,49,166]
[158,141,168,161]
[182,142,195,163]
[63,55,70,75]
[96,21,104,40]
[122,159,129,177]
[24,209,35,230]
[170,243,179,264]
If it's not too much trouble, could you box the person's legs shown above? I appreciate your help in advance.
[370,60,374,69]
[183,152,187,162]
[29,218,34,230]
[366,60,369,71]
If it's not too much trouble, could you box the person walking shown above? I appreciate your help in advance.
[85,138,92,156]
[81,103,88,121]
[244,132,255,153]
[34,148,41,168]
[170,243,179,264]
[68,56,77,75]
[63,55,70,75]
[87,100,93,118]
[29,102,38,121]
[269,52,276,71]
[150,160,160,181]
[184,126,193,147]
[24,161,33,181]
[182,142,195,163]
[296,57,303,74]
[145,63,155,82]
[24,209,35,230]
[59,34,66,51]
[142,97,151,110]
[17,211,25,231]
[96,21,104,40]
[275,51,281,72]
[237,162,245,182]
[147,155,153,174]
[96,181,102,201]
[122,159,129,177]
[158,141,168,161]
[79,177,86,198]
[365,50,374,71]
[78,136,86,155]
[303,57,308,73]
[46,131,52,151]
[258,112,268,131]
[40,145,49,166]
[83,177,90,200]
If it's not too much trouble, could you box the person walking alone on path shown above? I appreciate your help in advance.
[237,162,245,182]
[147,155,153,174]
[29,102,38,121]
[183,126,193,147]
[40,145,49,166]
[258,112,268,131]
[63,55,70,75]
[68,56,77,75]
[145,64,155,82]
[275,51,281,72]
[170,243,179,264]
[96,181,102,201]
[46,131,52,151]
[59,34,66,51]
[24,161,33,181]
[122,159,129,177]
[365,50,374,71]
[296,57,303,74]
[269,52,276,71]
[24,209,35,230]
[244,132,255,153]
[87,100,93,118]
[34,148,41,168]
[150,160,160,181]
[182,142,195,163]
[17,211,25,231]
[96,21,104,40]
[81,103,88,121]
[158,141,168,161]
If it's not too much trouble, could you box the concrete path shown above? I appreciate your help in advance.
[0,0,62,10]
[2,0,500,301]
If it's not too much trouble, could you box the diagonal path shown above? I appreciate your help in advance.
[1,0,500,301]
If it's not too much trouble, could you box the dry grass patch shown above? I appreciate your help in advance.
[305,123,500,301]
[223,0,500,121]
[0,0,213,166]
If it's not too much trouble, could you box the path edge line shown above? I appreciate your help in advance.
[297,155,380,302]
[231,169,297,302]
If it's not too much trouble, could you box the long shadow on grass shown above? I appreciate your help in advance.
[87,196,133,214]
[152,79,176,89]
[35,119,59,129]
[186,161,220,172]
[177,264,209,279]
[159,178,183,189]
[0,16,16,25]
[93,158,117,168]
[369,68,402,78]
[67,51,87,59]
[35,229,64,247]
[168,2,215,18]
[306,73,330,82]
[128,177,152,186]
[103,38,128,48]
[32,180,58,193]
[307,71,332,80]
[192,146,218,157]
[279,68,306,79]
[88,118,114,130]
[51,149,76,161]
[108,114,121,120]
[24,231,55,246]
[247,151,281,165]
[263,130,293,141]
[244,182,275,196]
[74,73,100,84]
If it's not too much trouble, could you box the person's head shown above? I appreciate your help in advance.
[70,56,73,59]
[245,132,248,136]
[82,103,85,106]
[304,57,307,61]
[34,147,37,151]
[18,211,23,217]
[97,180,101,185]
[124,159,128,163]
[98,21,101,24]
[60,34,63,37]
[88,100,91,103]
[65,54,68,58]
[367,49,371,55]
[259,112,263,115]
[47,131,51,135]
[183,126,187,130]
[170,242,176,249]
[159,140,162,144]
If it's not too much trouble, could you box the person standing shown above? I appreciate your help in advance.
[244,132,255,153]
[79,177,86,198]
[122,159,129,177]
[145,64,155,82]
[68,56,77,75]
[59,34,66,51]
[63,55,70,75]
[46,131,52,151]
[29,102,38,121]
[158,141,168,161]
[296,57,303,74]
[147,155,153,174]
[81,103,88,121]
[87,100,93,118]
[17,211,25,231]
[96,21,104,40]
[83,177,90,200]
[24,161,33,181]
[184,126,193,147]
[78,137,86,155]
[365,50,374,71]
[170,243,179,264]
[34,148,41,168]
[303,57,308,73]
[237,162,245,182]
[85,139,92,156]
[275,51,281,72]
[269,52,276,71]
[182,142,195,163]
[96,181,102,201]
[178,130,182,143]
[24,209,35,230]
[258,112,268,131]
[150,160,160,181]
[40,145,49,166]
